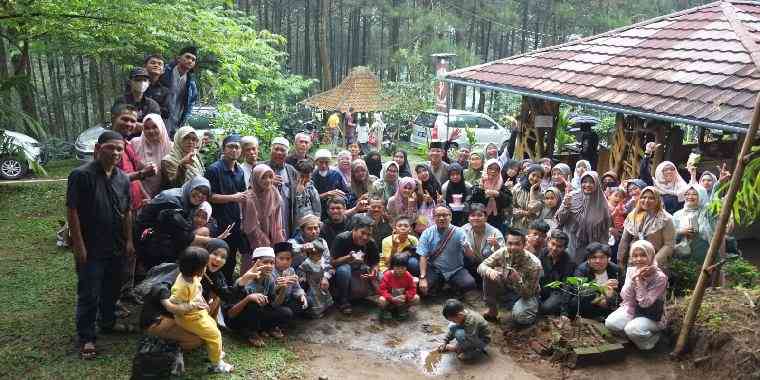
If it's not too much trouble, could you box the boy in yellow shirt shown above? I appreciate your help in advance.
[380,217,419,276]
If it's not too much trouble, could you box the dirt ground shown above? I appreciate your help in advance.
[289,296,690,380]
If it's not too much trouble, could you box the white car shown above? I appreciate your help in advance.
[409,110,511,151]
[0,129,46,180]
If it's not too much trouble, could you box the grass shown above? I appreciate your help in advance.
[0,166,302,379]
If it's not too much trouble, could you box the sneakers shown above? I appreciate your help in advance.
[209,360,234,373]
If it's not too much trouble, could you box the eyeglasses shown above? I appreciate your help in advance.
[434,214,451,218]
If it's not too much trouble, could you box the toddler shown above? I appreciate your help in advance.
[272,242,308,314]
[438,299,490,361]
[298,240,334,318]
[377,252,419,321]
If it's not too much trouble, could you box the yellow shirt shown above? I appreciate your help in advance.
[327,113,341,129]
[380,235,419,272]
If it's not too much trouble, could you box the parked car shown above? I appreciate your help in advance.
[0,129,47,180]
[409,110,511,152]
[75,106,221,162]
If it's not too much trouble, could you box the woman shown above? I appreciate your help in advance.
[501,159,521,189]
[555,171,611,263]
[161,126,204,189]
[365,151,383,178]
[541,187,562,229]
[387,177,420,223]
[672,184,719,266]
[201,239,237,319]
[136,176,212,270]
[551,163,572,194]
[617,187,675,269]
[415,163,442,202]
[570,159,590,191]
[350,159,377,200]
[348,143,362,162]
[371,161,399,203]
[484,142,499,160]
[335,150,353,187]
[601,170,620,198]
[241,164,286,274]
[393,150,413,178]
[512,164,545,231]
[605,240,668,351]
[624,179,648,213]
[470,159,512,231]
[369,113,385,152]
[464,152,484,184]
[652,161,688,214]
[571,243,622,318]
[538,158,553,192]
[442,163,471,226]
[132,113,172,197]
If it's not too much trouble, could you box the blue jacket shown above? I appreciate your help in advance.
[160,60,198,130]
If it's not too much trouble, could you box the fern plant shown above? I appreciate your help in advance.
[547,276,605,337]
[707,146,760,227]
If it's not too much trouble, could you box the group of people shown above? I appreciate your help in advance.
[67,83,735,371]
[324,107,386,154]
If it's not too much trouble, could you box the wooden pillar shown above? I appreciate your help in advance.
[515,96,559,160]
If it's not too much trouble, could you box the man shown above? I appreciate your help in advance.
[267,137,299,238]
[578,122,599,170]
[418,206,476,296]
[67,130,134,360]
[478,228,542,326]
[312,149,351,218]
[427,141,450,184]
[205,134,248,285]
[325,109,341,146]
[456,146,471,170]
[143,54,172,120]
[537,230,576,315]
[343,106,356,146]
[330,215,380,315]
[526,220,550,255]
[240,136,259,186]
[160,46,199,135]
[112,68,160,136]
[460,203,504,279]
[285,132,312,167]
[361,195,392,244]
[320,197,351,243]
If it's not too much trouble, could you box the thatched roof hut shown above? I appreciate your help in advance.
[302,66,388,112]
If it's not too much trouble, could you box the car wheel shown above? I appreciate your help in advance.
[0,156,28,180]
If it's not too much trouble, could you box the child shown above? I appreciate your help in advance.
[272,242,308,315]
[438,299,490,361]
[380,217,419,276]
[192,201,215,237]
[168,247,233,373]
[298,240,334,318]
[608,186,628,245]
[377,252,419,321]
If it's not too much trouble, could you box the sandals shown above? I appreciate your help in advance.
[80,342,97,360]
[247,334,266,348]
[209,360,234,373]
[482,312,499,323]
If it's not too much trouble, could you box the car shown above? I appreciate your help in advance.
[409,110,511,152]
[74,106,221,162]
[0,129,47,180]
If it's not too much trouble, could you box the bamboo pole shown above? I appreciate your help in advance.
[672,93,760,356]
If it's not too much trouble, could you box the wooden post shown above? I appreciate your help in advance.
[672,93,760,355]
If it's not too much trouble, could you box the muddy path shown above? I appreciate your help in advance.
[286,297,688,380]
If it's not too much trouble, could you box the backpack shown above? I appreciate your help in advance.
[130,335,183,379]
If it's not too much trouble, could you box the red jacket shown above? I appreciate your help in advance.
[379,270,416,302]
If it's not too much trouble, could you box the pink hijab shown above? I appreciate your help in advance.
[389,176,418,215]
[132,113,172,196]
[480,159,503,216]
[242,164,285,248]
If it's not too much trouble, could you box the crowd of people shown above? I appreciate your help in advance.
[65,51,736,372]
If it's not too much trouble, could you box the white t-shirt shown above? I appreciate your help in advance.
[357,123,369,143]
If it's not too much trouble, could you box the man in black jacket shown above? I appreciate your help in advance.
[537,230,576,316]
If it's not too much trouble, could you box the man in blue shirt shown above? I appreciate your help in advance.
[418,206,476,296]
[311,149,351,219]
[205,134,248,285]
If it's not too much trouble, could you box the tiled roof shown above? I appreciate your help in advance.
[302,66,389,112]
[445,1,760,132]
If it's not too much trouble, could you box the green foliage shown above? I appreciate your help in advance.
[554,108,576,154]
[212,103,281,156]
[593,116,617,146]
[381,76,436,128]
[708,147,760,227]
[724,257,760,289]
[547,276,604,297]
[669,258,701,296]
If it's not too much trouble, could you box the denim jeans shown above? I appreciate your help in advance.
[427,267,476,293]
[76,255,124,343]
[332,264,354,305]
[449,325,488,355]
[482,276,539,325]
[407,256,420,277]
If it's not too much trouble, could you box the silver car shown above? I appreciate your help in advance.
[409,110,511,151]
[0,129,46,180]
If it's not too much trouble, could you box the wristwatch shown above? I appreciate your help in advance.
[420,275,427,279]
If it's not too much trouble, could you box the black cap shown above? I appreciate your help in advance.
[179,46,198,57]
[130,67,150,80]
[273,241,292,254]
[429,140,443,149]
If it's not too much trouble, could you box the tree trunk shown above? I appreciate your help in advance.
[318,0,332,90]
[79,55,90,130]
[12,40,37,120]
[303,0,311,76]
[388,0,401,81]
[36,55,53,129]
[92,58,105,123]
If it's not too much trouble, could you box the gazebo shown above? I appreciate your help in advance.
[301,66,389,112]
[444,0,760,179]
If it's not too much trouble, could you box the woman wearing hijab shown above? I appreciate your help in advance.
[512,164,545,231]
[651,161,688,214]
[415,163,442,203]
[470,159,512,231]
[605,240,668,350]
[371,161,400,203]
[570,160,590,191]
[161,126,205,189]
[551,163,572,194]
[601,171,620,198]
[501,159,521,189]
[335,150,353,187]
[364,151,383,178]
[241,164,286,274]
[387,177,420,223]
[484,142,499,160]
[441,163,471,226]
[541,187,562,229]
[463,152,484,184]
[132,113,172,197]
[538,158,554,192]
[672,184,720,266]
[136,176,213,270]
[393,150,413,178]
[624,179,648,213]
[349,159,377,200]
[555,171,612,263]
[617,187,675,269]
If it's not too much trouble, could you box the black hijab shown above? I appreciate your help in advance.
[444,163,468,204]
[415,163,441,199]
[395,150,412,178]
[365,151,382,178]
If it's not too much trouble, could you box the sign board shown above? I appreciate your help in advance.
[535,115,554,129]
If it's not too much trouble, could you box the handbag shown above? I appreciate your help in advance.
[634,298,664,322]
[130,335,183,379]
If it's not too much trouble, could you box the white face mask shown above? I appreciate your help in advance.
[133,80,149,94]
[318,170,328,177]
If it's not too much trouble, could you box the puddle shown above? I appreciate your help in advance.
[384,335,405,348]
[422,350,443,375]
[421,323,445,335]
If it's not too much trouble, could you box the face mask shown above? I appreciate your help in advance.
[318,170,328,177]
[133,80,149,94]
